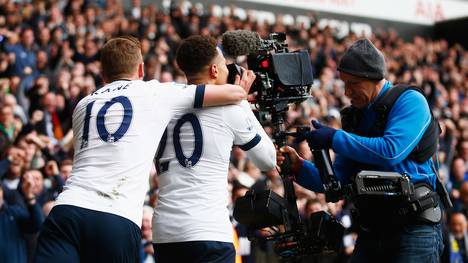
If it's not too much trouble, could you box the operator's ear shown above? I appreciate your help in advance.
[209,63,218,79]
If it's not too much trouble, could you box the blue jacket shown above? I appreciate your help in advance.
[0,202,44,263]
[4,44,36,77]
[296,81,437,192]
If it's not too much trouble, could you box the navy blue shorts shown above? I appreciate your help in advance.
[34,205,141,263]
[153,241,235,263]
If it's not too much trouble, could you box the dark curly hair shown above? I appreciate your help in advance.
[176,35,218,78]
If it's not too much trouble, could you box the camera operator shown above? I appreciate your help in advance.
[279,38,444,262]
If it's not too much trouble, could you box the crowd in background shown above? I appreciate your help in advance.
[0,0,466,262]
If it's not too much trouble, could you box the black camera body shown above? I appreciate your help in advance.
[247,33,313,113]
[226,32,313,113]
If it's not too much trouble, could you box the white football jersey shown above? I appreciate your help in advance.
[55,80,205,227]
[152,100,276,243]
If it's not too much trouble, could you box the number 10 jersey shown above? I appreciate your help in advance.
[55,80,205,227]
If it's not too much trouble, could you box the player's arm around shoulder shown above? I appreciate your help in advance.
[224,101,276,172]
[202,69,255,107]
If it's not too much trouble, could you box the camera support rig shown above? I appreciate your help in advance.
[233,32,344,262]
[270,111,345,260]
[233,101,344,261]
[270,108,304,258]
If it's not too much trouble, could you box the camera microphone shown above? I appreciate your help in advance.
[221,30,261,57]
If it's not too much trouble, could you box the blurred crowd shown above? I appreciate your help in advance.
[0,0,466,263]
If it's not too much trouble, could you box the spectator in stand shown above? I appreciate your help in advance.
[0,176,44,263]
[40,160,64,204]
[72,38,100,65]
[0,104,17,151]
[58,159,73,182]
[442,213,468,263]
[4,28,37,78]
[454,182,468,215]
[1,146,26,193]
[450,157,468,203]
[4,94,28,126]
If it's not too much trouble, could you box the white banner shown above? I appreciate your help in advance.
[238,0,468,25]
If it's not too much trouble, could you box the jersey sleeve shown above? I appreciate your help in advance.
[224,104,260,148]
[154,82,206,111]
[224,102,276,171]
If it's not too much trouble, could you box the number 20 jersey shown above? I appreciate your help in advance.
[153,101,276,243]
[54,80,205,227]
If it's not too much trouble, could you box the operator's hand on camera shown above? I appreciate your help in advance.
[235,68,255,95]
[297,120,337,150]
[276,145,303,175]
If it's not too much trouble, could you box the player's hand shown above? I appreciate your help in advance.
[277,146,301,167]
[235,68,256,94]
[247,92,257,103]
[276,145,303,176]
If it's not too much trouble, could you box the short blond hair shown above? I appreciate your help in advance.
[100,36,143,82]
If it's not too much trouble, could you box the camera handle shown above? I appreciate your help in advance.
[279,124,344,203]
[312,149,343,203]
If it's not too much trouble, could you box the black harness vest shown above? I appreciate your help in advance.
[340,84,440,164]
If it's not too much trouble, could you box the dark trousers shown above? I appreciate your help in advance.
[34,205,141,263]
[350,223,443,263]
[153,241,236,263]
